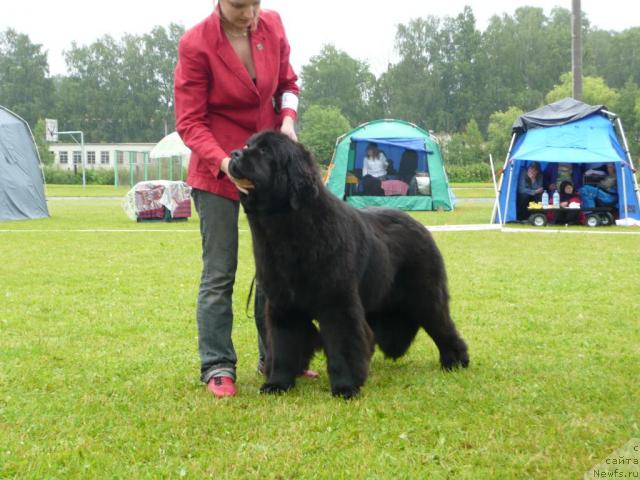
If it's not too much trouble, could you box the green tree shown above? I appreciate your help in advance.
[444,118,485,166]
[614,79,640,156]
[586,27,640,88]
[0,29,53,128]
[481,7,576,114]
[635,97,640,144]
[545,72,619,107]
[142,24,184,136]
[380,16,451,131]
[300,45,377,126]
[32,118,55,166]
[298,105,351,165]
[487,106,524,162]
[54,24,184,143]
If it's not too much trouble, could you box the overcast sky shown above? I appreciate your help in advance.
[2,0,638,77]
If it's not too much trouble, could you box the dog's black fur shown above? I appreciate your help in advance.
[229,131,469,398]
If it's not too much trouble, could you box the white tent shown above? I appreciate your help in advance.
[150,131,190,159]
[0,106,49,221]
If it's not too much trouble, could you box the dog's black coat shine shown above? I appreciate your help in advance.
[229,131,469,398]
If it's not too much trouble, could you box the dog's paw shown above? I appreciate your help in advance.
[440,346,469,370]
[331,384,360,399]
[259,382,292,394]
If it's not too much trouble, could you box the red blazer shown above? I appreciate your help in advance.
[174,9,299,200]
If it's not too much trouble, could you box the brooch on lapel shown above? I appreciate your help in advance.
[256,43,264,50]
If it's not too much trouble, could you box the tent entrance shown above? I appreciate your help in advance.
[344,136,432,200]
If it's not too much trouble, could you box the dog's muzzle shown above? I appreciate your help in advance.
[228,149,243,178]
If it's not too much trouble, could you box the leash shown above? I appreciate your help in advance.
[245,274,256,319]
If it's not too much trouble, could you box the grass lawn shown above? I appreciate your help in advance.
[44,182,497,199]
[45,184,131,197]
[1,195,638,479]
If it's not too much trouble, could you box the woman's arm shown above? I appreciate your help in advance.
[174,38,227,178]
[273,11,299,140]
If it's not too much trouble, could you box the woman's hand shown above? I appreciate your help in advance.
[280,116,297,141]
[220,157,254,194]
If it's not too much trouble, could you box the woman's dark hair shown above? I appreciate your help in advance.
[559,180,573,193]
[559,180,575,201]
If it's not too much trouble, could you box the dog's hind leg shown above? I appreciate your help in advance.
[260,306,318,394]
[412,285,469,370]
[317,301,373,399]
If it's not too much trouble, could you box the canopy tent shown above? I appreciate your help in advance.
[150,131,191,159]
[492,98,640,224]
[0,106,49,221]
[325,119,453,211]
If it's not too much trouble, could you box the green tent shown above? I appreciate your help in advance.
[325,119,453,211]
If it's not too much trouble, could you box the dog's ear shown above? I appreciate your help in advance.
[286,141,319,210]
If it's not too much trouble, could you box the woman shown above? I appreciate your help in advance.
[362,143,389,179]
[517,162,544,221]
[360,143,389,195]
[174,0,312,398]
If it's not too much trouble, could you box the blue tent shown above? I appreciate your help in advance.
[493,99,640,224]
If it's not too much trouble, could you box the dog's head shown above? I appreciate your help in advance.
[228,130,320,212]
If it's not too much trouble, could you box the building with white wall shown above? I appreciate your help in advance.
[49,143,155,171]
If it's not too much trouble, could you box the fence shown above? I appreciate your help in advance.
[114,151,185,187]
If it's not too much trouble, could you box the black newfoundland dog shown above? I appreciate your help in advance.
[229,131,468,398]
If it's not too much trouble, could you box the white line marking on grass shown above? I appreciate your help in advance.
[426,224,502,232]
[0,229,251,233]
[500,227,640,236]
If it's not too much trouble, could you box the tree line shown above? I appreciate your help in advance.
[1,5,639,174]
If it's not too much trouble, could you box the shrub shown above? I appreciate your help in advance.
[446,162,493,183]
[44,166,115,185]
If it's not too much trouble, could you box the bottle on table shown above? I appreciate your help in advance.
[553,190,560,207]
[542,190,549,208]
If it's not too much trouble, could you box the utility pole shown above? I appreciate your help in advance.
[572,0,583,100]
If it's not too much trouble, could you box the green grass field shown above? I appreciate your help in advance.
[45,184,131,197]
[1,194,638,479]
[44,183,497,199]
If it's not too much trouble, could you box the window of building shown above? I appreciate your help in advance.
[73,151,81,164]
[87,151,96,165]
[59,151,68,164]
[117,151,124,164]
[100,151,110,165]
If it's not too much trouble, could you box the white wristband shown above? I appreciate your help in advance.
[281,92,299,112]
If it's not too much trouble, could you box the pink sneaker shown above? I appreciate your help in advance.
[207,376,236,398]
[301,369,320,379]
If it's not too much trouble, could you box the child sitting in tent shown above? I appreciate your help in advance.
[552,180,581,225]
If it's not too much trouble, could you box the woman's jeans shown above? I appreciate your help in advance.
[192,189,268,383]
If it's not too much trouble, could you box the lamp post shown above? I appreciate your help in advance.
[572,0,583,100]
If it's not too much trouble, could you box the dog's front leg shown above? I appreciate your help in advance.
[260,304,306,394]
[318,302,373,399]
